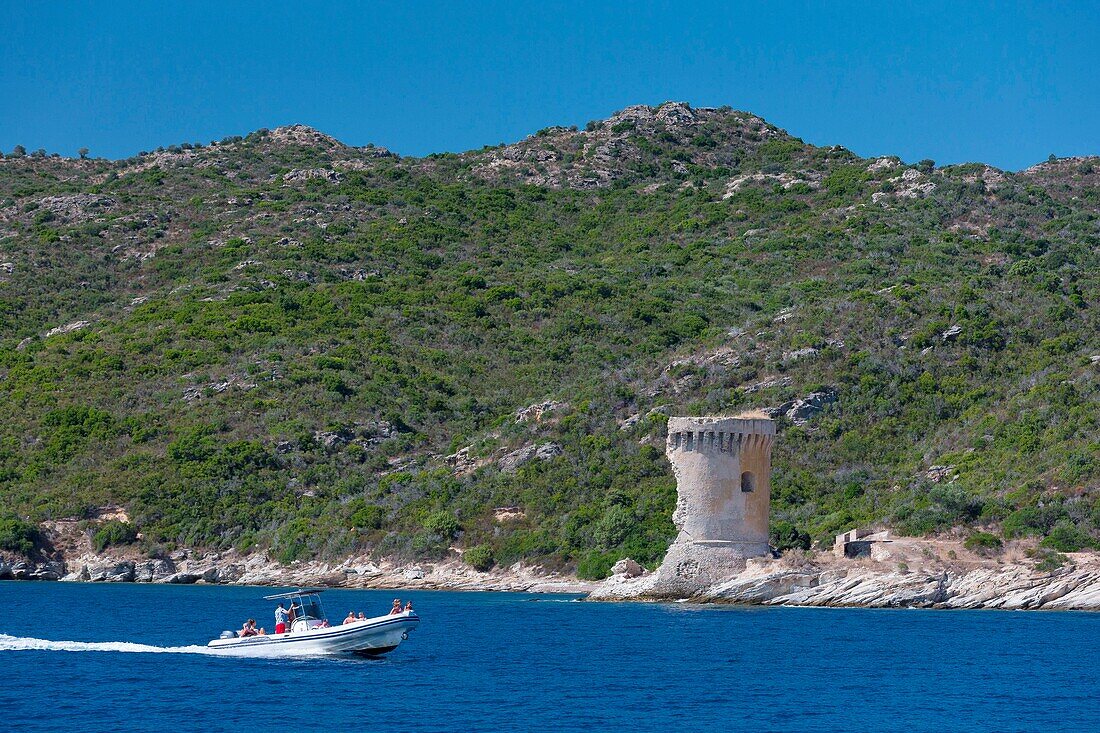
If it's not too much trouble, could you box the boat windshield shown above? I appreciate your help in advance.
[294,594,326,622]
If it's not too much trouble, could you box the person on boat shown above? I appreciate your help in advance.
[357,612,367,621]
[274,603,289,634]
[240,619,259,637]
[404,601,413,612]
[343,611,357,624]
[389,598,402,615]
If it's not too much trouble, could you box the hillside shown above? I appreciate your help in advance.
[0,102,1097,578]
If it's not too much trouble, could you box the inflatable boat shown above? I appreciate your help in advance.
[207,589,419,657]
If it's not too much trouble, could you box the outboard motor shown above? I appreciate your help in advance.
[220,630,238,639]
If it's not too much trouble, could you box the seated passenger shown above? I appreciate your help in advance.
[344,611,357,624]
[389,598,402,615]
[404,601,413,612]
[357,612,367,620]
[240,619,259,637]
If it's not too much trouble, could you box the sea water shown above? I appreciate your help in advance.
[2,581,1098,732]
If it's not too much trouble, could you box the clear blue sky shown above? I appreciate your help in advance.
[3,1,1098,170]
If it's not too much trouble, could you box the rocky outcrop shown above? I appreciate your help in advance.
[610,558,645,578]
[497,442,563,473]
[764,388,838,424]
[2,559,66,580]
[35,193,116,223]
[133,559,176,582]
[590,550,1100,610]
[3,550,594,594]
[282,168,343,184]
[470,102,793,190]
[515,400,567,423]
[43,320,91,340]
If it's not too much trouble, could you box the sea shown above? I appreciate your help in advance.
[2,581,1098,732]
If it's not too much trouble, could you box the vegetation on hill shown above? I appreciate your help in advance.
[0,103,1097,576]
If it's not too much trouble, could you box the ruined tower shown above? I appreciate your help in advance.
[651,415,776,595]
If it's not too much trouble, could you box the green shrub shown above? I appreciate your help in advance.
[771,520,811,552]
[92,520,137,552]
[0,517,38,555]
[576,550,617,580]
[423,511,460,539]
[594,505,635,549]
[1002,505,1064,538]
[1040,521,1097,552]
[464,544,494,571]
[964,531,1003,555]
[1028,547,1070,573]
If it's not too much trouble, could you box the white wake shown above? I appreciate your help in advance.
[0,633,216,655]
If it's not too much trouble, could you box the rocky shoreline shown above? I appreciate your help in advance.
[6,538,1100,611]
[0,551,597,594]
[590,543,1100,611]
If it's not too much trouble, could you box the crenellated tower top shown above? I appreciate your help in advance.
[666,416,775,455]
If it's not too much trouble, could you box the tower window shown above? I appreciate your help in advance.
[741,471,756,493]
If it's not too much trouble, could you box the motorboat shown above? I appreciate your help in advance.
[207,588,419,657]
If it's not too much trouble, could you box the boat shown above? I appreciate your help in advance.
[206,588,419,657]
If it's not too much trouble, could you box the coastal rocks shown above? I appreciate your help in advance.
[30,561,66,581]
[103,562,136,583]
[497,443,563,473]
[133,559,176,582]
[610,558,645,578]
[11,562,36,579]
[591,551,1100,611]
[0,560,65,581]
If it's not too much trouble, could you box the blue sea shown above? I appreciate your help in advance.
[2,582,1098,732]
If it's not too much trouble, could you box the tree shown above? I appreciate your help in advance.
[11,145,25,158]
[464,544,494,571]
[78,147,89,159]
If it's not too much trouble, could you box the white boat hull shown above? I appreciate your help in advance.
[206,611,419,657]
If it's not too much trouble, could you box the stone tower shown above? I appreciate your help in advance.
[651,415,776,596]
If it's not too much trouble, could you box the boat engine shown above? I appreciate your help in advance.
[219,630,238,639]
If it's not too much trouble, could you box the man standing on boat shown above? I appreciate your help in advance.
[274,602,289,634]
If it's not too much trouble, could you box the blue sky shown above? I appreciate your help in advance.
[2,1,1098,170]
